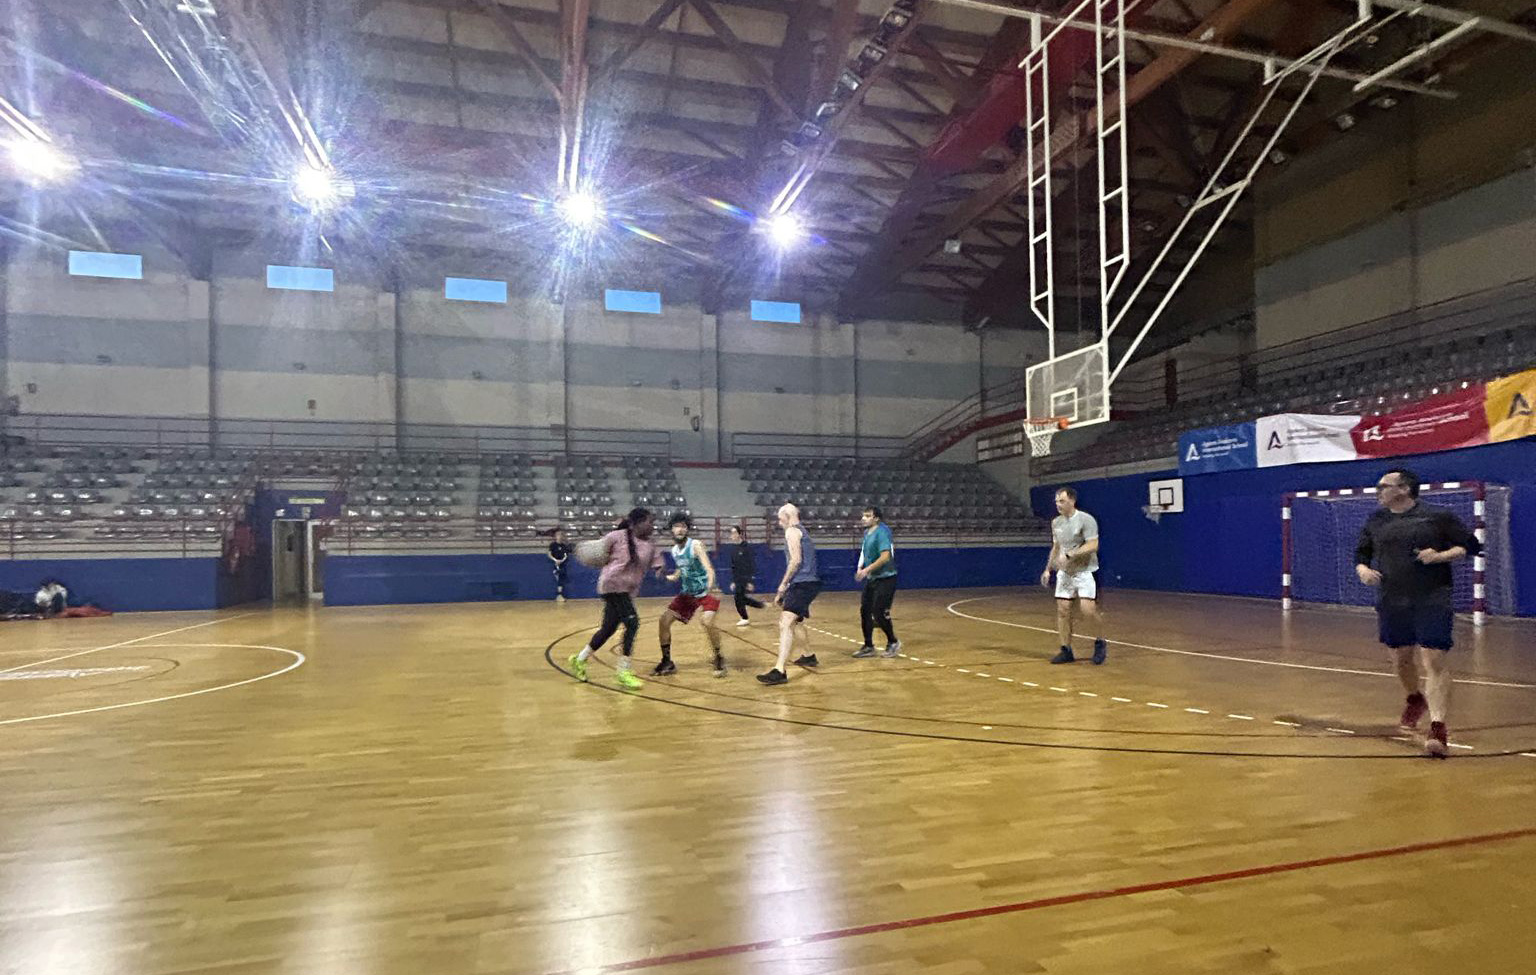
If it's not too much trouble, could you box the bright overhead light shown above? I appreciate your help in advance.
[6,139,75,183]
[761,212,804,249]
[291,162,349,211]
[557,191,603,229]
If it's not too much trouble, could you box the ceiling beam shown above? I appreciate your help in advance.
[850,0,1287,300]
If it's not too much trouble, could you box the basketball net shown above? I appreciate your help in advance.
[1141,504,1165,524]
[1026,417,1069,457]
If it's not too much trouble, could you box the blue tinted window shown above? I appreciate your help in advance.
[604,289,662,314]
[68,251,143,280]
[266,265,335,292]
[446,277,508,303]
[751,300,802,324]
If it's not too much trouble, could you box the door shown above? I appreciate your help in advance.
[272,519,306,601]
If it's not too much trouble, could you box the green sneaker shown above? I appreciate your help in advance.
[615,669,643,690]
[568,653,588,682]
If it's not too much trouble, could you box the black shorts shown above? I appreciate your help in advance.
[781,581,822,621]
[1377,599,1454,651]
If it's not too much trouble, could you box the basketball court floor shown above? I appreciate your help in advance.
[3,590,1535,974]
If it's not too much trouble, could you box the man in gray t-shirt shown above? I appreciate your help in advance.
[1039,486,1107,665]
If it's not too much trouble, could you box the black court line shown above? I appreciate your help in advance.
[543,627,1536,760]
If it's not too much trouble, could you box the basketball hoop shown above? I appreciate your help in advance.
[1026,417,1069,457]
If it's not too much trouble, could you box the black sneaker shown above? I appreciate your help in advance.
[652,657,676,676]
[793,653,819,667]
[756,668,788,685]
[852,645,877,658]
[1091,639,1107,665]
[1049,646,1075,664]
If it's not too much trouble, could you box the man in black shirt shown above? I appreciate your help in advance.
[549,528,570,603]
[728,525,766,626]
[1354,468,1481,758]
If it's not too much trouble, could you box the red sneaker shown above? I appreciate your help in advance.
[1425,721,1448,759]
[1399,692,1427,732]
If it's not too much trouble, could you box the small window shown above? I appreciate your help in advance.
[604,289,662,314]
[751,300,802,324]
[445,277,508,304]
[68,251,143,280]
[266,265,335,292]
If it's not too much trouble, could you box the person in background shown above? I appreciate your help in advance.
[548,528,570,603]
[728,525,766,627]
[852,506,900,658]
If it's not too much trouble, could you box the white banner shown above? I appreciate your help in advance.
[1255,413,1361,468]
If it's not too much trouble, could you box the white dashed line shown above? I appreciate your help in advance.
[1185,708,1209,715]
[1022,681,1039,687]
[1111,697,1133,703]
[1049,686,1068,693]
[998,677,1014,683]
[1274,720,1302,727]
[957,669,971,674]
[1449,743,1474,751]
[1146,703,1169,709]
[975,672,991,678]
[1078,691,1098,698]
[1227,714,1254,721]
[1520,753,1536,758]
[1325,728,1356,735]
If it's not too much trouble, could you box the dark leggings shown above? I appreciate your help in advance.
[733,582,765,619]
[860,576,899,646]
[590,593,640,656]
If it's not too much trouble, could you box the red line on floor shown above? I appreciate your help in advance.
[535,825,1536,975]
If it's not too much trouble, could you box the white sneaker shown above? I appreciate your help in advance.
[735,619,751,627]
[556,595,565,604]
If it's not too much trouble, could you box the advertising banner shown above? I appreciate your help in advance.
[1349,386,1489,458]
[1485,368,1536,444]
[1178,422,1256,476]
[1256,413,1361,468]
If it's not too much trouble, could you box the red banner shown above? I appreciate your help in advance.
[1350,385,1489,458]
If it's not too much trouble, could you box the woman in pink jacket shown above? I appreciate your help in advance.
[567,507,666,689]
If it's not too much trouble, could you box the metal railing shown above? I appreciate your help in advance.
[727,432,906,460]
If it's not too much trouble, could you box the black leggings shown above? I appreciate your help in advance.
[861,576,899,646]
[590,593,640,656]
[733,582,765,619]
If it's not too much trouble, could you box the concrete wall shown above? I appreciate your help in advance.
[0,246,1040,458]
[1253,48,1536,350]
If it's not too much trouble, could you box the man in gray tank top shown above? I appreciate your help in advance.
[757,503,821,685]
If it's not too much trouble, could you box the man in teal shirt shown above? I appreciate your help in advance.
[852,506,901,658]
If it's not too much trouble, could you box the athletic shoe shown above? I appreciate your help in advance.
[882,641,902,658]
[712,650,727,677]
[1050,646,1075,664]
[568,653,588,682]
[1425,721,1448,759]
[556,595,565,604]
[615,669,644,690]
[652,657,676,677]
[793,653,818,667]
[1400,692,1428,732]
[1091,638,1108,666]
[852,645,878,658]
[756,668,788,685]
[736,619,751,627]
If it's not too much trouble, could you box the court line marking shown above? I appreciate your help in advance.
[945,598,1536,690]
[0,643,305,727]
[0,613,254,676]
[545,632,1532,758]
[533,826,1536,975]
[808,620,1485,752]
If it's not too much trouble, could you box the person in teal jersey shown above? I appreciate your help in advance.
[757,503,820,685]
[654,515,725,677]
[852,506,901,658]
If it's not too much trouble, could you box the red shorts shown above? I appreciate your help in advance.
[667,592,720,623]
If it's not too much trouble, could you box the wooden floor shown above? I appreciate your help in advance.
[3,588,1535,975]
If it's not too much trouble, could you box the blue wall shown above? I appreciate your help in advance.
[0,558,227,612]
[324,544,1051,607]
[1031,437,1536,614]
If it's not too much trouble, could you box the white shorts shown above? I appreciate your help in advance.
[1055,569,1098,601]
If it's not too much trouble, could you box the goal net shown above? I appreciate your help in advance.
[1282,482,1515,624]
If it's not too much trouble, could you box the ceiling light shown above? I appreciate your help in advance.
[291,163,349,211]
[761,212,804,249]
[557,190,603,229]
[6,139,76,183]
